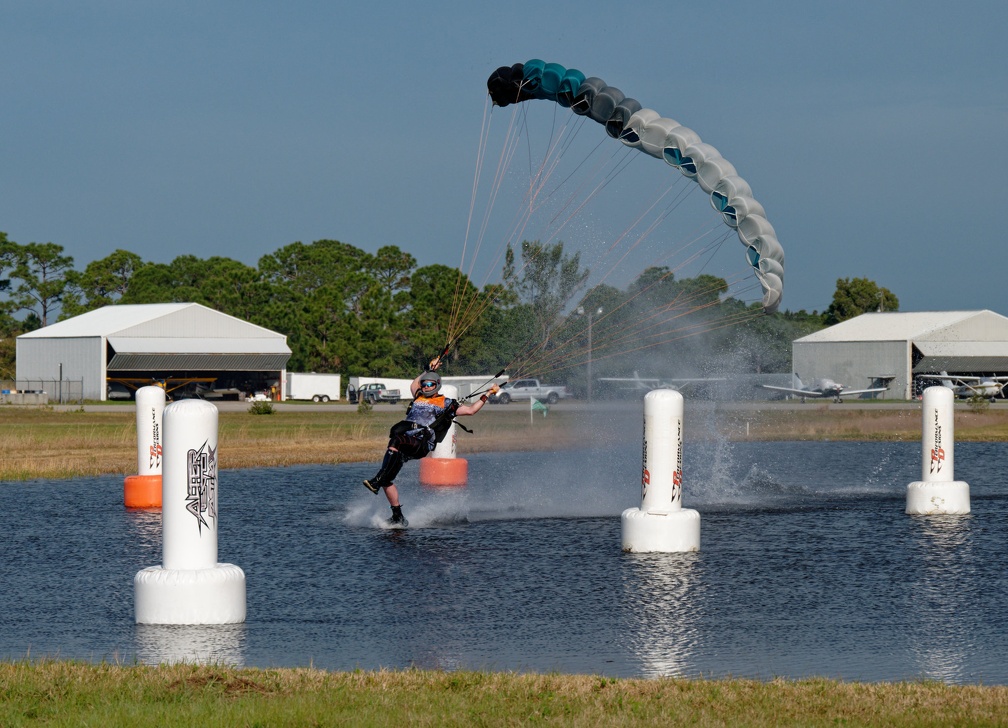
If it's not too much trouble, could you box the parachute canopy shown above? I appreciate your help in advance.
[487,60,784,313]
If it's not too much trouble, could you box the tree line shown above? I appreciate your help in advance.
[0,231,897,387]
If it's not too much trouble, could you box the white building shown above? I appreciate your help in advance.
[792,310,1008,400]
[16,303,291,401]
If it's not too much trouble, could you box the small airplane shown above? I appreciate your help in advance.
[598,371,727,393]
[930,371,1008,402]
[760,375,887,403]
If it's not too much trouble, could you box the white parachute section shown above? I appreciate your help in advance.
[488,60,784,313]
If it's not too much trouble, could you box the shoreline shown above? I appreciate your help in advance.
[3,402,1008,481]
[1,661,1005,724]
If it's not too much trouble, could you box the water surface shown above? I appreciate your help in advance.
[2,439,1006,683]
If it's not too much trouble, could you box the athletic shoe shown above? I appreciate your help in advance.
[389,505,408,527]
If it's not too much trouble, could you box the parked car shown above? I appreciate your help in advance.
[107,383,133,400]
[350,383,401,404]
[489,378,571,405]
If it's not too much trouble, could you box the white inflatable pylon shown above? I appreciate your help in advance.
[906,386,970,515]
[124,386,165,508]
[134,399,246,624]
[419,384,468,487]
[621,389,701,552]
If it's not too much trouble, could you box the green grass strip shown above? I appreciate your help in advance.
[2,660,1007,726]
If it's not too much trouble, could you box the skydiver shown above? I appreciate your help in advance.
[363,360,499,527]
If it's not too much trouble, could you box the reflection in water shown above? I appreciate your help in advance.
[620,553,702,677]
[125,508,162,552]
[134,623,247,666]
[907,515,975,683]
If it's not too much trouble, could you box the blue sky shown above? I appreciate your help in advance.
[2,1,1006,315]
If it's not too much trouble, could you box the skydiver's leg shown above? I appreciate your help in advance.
[366,431,429,523]
[363,445,406,494]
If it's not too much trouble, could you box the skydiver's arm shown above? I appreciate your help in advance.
[456,385,500,417]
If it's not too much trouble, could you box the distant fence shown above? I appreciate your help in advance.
[0,379,84,405]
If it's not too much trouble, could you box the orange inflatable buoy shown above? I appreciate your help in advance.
[419,457,468,488]
[124,474,162,509]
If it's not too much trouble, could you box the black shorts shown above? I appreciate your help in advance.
[388,421,434,460]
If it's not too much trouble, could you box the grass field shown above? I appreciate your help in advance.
[4,403,1008,481]
[2,660,1007,726]
[0,405,579,481]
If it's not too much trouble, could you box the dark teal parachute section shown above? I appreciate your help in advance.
[487,59,784,313]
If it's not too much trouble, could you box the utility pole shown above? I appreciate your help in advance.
[578,306,603,402]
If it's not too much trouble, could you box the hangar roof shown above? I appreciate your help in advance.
[19,303,286,342]
[19,303,291,371]
[795,310,1008,343]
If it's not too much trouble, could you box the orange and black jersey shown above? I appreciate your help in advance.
[403,393,463,446]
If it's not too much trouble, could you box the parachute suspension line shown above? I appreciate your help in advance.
[518,262,759,381]
[450,94,496,342]
[458,106,673,350]
[541,126,608,226]
[590,218,726,316]
[544,306,768,380]
[544,144,635,240]
[528,282,766,382]
[450,108,598,346]
[506,104,579,250]
[530,274,738,377]
[521,98,563,215]
[448,103,530,344]
[448,113,528,343]
[480,207,746,383]
[603,176,687,256]
[585,176,704,291]
[592,274,751,360]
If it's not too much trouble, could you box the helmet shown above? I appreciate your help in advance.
[419,371,442,393]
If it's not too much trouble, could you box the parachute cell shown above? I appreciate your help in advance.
[696,156,737,195]
[606,96,642,139]
[570,77,607,117]
[662,126,702,168]
[588,85,626,126]
[556,69,586,107]
[486,59,785,313]
[636,115,679,157]
[710,176,753,217]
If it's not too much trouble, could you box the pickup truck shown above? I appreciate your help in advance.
[489,378,572,405]
[350,382,401,404]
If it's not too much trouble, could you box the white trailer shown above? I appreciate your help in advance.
[285,372,342,402]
